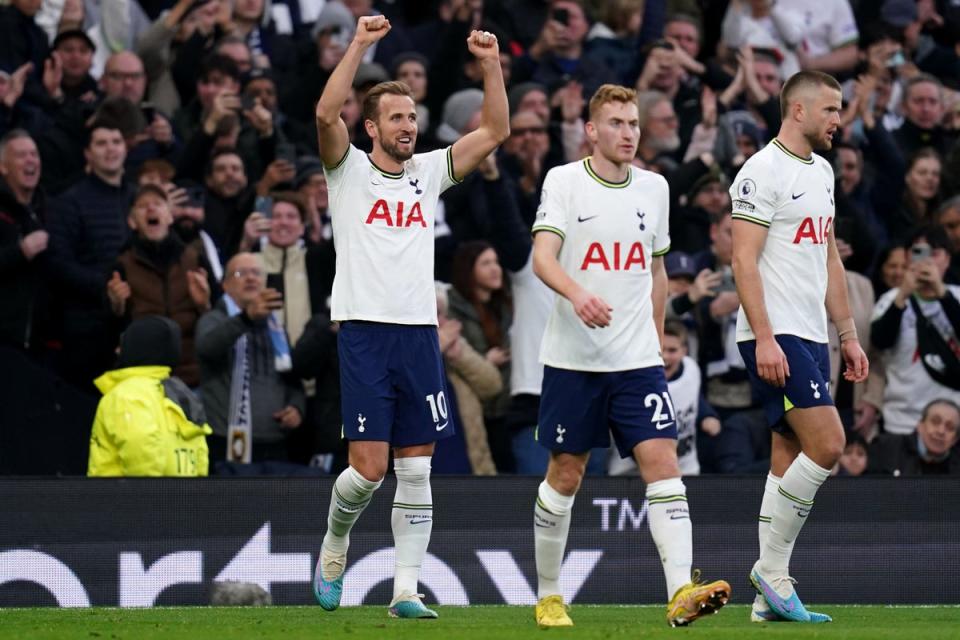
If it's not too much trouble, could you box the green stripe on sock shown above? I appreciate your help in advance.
[334,487,369,508]
[392,503,433,510]
[648,495,688,504]
[536,497,559,516]
[758,516,772,523]
[778,486,814,506]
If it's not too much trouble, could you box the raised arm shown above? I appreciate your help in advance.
[731,218,789,386]
[824,224,869,383]
[314,15,392,167]
[532,230,611,329]
[449,31,510,180]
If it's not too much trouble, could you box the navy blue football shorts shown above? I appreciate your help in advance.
[338,321,455,447]
[738,334,834,434]
[537,365,678,459]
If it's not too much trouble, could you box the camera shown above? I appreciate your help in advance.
[911,243,932,261]
[886,50,906,68]
[552,7,570,25]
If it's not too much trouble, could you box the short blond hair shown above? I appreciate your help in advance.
[588,84,639,121]
[780,71,842,120]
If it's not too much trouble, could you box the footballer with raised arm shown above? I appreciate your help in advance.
[311,14,509,619]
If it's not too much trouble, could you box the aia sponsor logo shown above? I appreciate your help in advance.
[792,216,832,244]
[580,241,646,270]
[365,199,426,228]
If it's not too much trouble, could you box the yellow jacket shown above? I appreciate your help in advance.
[88,366,212,477]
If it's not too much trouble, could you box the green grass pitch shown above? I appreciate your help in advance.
[2,605,958,640]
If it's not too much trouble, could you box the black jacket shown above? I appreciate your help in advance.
[893,119,956,161]
[0,6,49,108]
[202,186,257,259]
[46,174,136,330]
[0,178,49,349]
[868,432,960,476]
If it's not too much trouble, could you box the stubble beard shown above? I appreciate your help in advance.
[380,137,415,164]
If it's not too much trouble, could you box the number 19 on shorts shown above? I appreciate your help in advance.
[426,391,450,432]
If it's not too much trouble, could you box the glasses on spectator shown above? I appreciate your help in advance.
[231,268,264,279]
[512,126,548,136]
[105,71,145,82]
[649,114,679,126]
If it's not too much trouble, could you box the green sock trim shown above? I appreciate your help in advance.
[536,497,559,516]
[648,495,688,505]
[334,486,369,508]
[777,486,814,506]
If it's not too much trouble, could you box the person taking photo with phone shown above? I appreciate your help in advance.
[515,0,617,100]
[871,225,960,435]
[195,251,304,468]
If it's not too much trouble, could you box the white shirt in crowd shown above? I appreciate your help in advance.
[779,0,859,59]
[508,256,555,396]
[871,286,960,435]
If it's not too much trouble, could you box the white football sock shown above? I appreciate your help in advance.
[323,465,382,579]
[759,453,830,577]
[646,477,693,600]
[534,480,575,600]
[392,456,433,600]
[755,472,782,609]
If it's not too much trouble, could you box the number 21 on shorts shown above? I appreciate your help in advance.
[426,391,450,431]
[645,391,676,429]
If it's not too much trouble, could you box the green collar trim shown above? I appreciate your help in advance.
[367,155,405,178]
[772,139,814,165]
[583,157,631,188]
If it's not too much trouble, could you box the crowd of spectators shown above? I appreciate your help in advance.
[1,0,958,476]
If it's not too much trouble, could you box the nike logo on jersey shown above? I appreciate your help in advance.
[791,192,805,200]
[435,421,449,432]
[577,214,599,222]
[656,421,674,430]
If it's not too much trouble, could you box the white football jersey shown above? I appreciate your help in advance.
[730,139,834,344]
[533,158,670,372]
[325,145,459,325]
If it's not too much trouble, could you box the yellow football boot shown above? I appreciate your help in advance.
[666,569,731,627]
[535,594,574,629]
